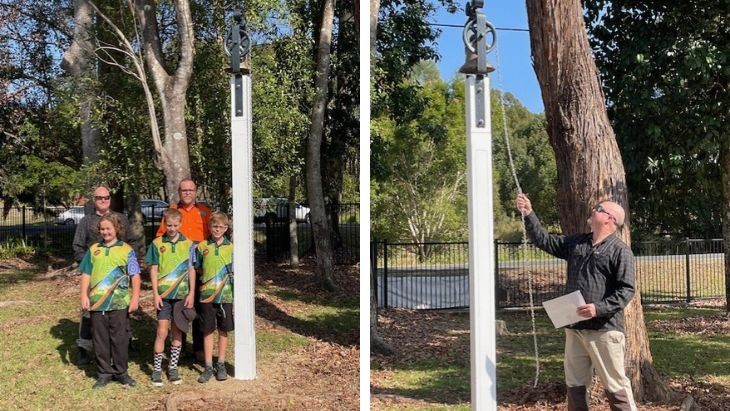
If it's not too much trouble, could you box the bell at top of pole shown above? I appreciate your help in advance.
[224,8,251,75]
[458,46,495,75]
[460,2,496,76]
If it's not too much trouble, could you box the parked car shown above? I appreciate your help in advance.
[140,199,169,223]
[253,198,310,223]
[197,200,219,211]
[54,207,85,225]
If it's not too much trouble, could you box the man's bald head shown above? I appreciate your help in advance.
[92,186,111,215]
[599,200,626,228]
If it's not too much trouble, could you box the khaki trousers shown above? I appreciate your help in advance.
[564,329,637,411]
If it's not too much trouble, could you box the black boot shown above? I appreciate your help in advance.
[567,386,589,411]
[606,389,633,411]
[77,347,91,366]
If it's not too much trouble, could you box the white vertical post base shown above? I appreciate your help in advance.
[230,74,256,380]
[465,75,497,410]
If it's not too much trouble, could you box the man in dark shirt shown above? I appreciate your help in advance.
[516,193,636,411]
[72,186,132,365]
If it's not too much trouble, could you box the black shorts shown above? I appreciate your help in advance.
[199,302,234,334]
[156,299,180,321]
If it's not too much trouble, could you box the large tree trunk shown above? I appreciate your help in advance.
[368,0,395,356]
[62,0,100,164]
[721,141,730,313]
[133,0,194,203]
[306,0,337,291]
[526,0,673,403]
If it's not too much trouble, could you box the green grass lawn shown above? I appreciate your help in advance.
[371,306,730,410]
[0,262,359,410]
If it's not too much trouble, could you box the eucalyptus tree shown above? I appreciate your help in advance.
[527,0,672,402]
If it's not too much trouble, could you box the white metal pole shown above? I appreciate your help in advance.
[465,74,497,410]
[231,74,256,379]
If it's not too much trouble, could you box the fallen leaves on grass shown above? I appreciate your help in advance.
[373,308,730,410]
[650,314,730,336]
[0,258,33,270]
[374,309,469,368]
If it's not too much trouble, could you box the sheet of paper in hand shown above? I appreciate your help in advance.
[541,290,586,328]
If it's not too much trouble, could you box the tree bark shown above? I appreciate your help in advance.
[721,140,730,313]
[288,175,300,268]
[306,0,337,291]
[368,0,395,356]
[526,0,673,403]
[61,0,100,164]
[132,0,194,203]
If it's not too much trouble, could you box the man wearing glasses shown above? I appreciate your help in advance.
[72,186,132,365]
[516,193,636,411]
[156,179,212,362]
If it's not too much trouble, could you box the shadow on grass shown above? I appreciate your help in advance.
[267,287,356,309]
[650,332,730,377]
[255,296,358,346]
[49,307,170,381]
[49,318,95,378]
[371,359,470,404]
[0,270,38,292]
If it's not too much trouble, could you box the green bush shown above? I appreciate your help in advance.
[0,240,36,260]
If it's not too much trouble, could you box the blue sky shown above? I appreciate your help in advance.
[431,2,544,113]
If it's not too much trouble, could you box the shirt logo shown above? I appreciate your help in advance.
[203,248,210,256]
[200,210,208,217]
[93,249,101,256]
[160,246,167,253]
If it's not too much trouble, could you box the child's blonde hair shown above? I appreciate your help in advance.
[98,213,125,240]
[163,208,182,222]
[209,211,230,226]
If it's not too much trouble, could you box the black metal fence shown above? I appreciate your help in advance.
[372,238,726,309]
[259,202,359,264]
[0,203,359,264]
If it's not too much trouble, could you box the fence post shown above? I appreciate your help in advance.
[22,206,27,242]
[383,239,389,309]
[371,240,378,310]
[494,240,499,310]
[685,237,691,303]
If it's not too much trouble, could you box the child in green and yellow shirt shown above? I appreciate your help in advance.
[146,208,196,386]
[79,213,141,389]
[194,211,234,383]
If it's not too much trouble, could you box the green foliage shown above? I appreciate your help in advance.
[372,62,467,243]
[0,239,35,260]
[372,62,557,242]
[585,1,730,237]
[1,0,359,213]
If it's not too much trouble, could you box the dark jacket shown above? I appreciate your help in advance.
[72,211,131,262]
[524,212,635,332]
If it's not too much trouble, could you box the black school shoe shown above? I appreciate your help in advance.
[215,362,228,381]
[168,368,182,385]
[115,373,137,387]
[151,370,163,387]
[92,375,112,389]
[77,348,91,366]
[198,366,214,383]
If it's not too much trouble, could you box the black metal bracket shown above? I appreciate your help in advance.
[225,8,251,118]
[463,1,496,128]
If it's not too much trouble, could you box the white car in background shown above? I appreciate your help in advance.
[140,199,169,223]
[54,207,85,225]
[254,198,310,223]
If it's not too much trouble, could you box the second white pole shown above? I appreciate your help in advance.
[465,74,497,410]
[231,74,256,380]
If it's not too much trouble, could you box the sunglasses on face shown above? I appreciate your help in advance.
[94,196,111,201]
[593,204,616,222]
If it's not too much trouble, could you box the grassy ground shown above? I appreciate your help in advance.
[371,304,730,410]
[0,257,358,410]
